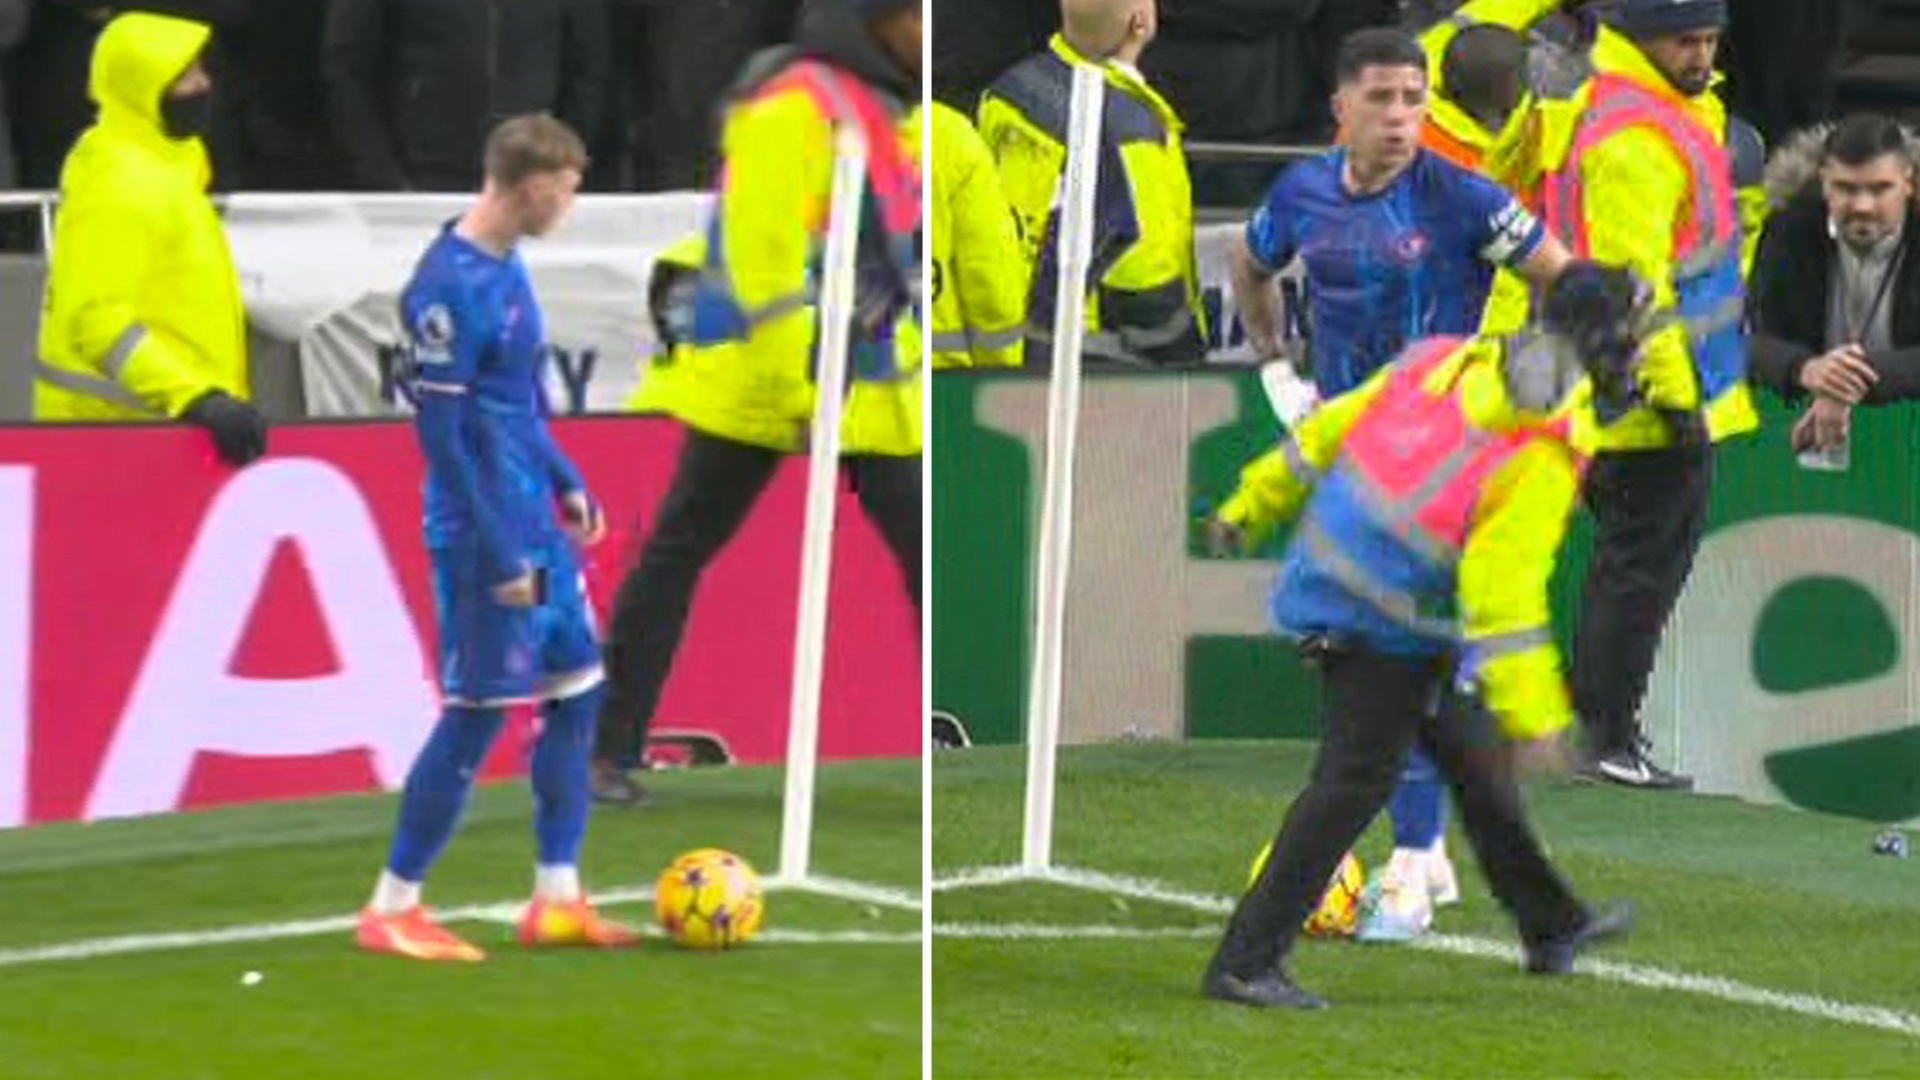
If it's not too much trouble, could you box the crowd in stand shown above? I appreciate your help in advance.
[935,0,1844,152]
[0,0,812,193]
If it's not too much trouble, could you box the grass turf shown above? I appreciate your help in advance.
[0,758,922,1080]
[933,742,1920,1078]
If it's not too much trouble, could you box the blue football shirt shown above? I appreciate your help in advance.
[1246,147,1545,397]
[399,222,584,587]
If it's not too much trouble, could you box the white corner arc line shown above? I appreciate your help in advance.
[934,864,1920,1040]
[772,874,925,912]
[0,877,919,970]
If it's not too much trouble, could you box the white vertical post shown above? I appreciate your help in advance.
[1021,61,1106,872]
[778,125,870,882]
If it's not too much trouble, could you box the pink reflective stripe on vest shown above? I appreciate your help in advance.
[761,61,923,238]
[1340,338,1532,561]
[1543,75,1735,264]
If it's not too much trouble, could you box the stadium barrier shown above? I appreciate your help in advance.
[933,366,1920,826]
[0,191,714,422]
[0,416,919,827]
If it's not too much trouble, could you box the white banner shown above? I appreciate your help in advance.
[222,192,714,417]
[1194,220,1309,364]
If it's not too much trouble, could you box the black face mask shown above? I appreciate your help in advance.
[160,90,213,140]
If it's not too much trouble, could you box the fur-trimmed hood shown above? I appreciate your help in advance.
[1762,120,1920,209]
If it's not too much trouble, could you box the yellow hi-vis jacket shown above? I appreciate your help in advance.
[1483,27,1757,449]
[1218,336,1594,739]
[35,12,248,422]
[978,34,1205,364]
[1421,0,1583,331]
[673,64,922,458]
[930,101,1024,368]
[1418,0,1562,170]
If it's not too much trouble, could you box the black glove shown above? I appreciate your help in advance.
[180,389,268,467]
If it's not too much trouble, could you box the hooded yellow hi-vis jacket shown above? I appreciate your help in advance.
[35,12,248,422]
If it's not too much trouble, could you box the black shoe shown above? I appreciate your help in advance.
[1202,965,1328,1010]
[1585,739,1693,791]
[1523,900,1635,975]
[589,758,651,806]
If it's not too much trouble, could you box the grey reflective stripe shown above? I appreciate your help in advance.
[1446,12,1475,28]
[1684,294,1744,339]
[1471,625,1553,658]
[808,65,860,123]
[1338,462,1465,567]
[1279,437,1317,486]
[698,268,812,329]
[745,290,810,327]
[101,324,146,380]
[1120,305,1198,351]
[1675,240,1731,280]
[929,326,1022,353]
[1560,83,1731,269]
[1300,518,1458,640]
[1337,429,1488,566]
[32,359,157,414]
[1078,329,1131,362]
[1026,324,1136,365]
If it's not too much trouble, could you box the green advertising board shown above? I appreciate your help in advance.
[932,368,1920,824]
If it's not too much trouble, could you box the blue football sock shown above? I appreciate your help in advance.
[1389,745,1447,850]
[533,682,602,867]
[387,705,506,882]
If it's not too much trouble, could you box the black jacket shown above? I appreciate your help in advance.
[322,0,610,192]
[208,0,342,190]
[1748,186,1920,404]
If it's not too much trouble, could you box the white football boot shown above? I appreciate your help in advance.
[1354,847,1435,943]
[1427,836,1460,907]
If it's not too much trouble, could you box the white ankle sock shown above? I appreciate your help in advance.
[1386,846,1430,884]
[536,864,582,904]
[370,870,421,916]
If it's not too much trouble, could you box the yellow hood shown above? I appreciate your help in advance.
[91,12,210,134]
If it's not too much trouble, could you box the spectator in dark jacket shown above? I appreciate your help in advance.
[932,0,1051,114]
[8,2,110,191]
[207,0,342,189]
[323,0,610,192]
[1749,114,1920,454]
[608,0,800,192]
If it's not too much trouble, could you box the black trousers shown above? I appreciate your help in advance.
[1571,444,1714,755]
[594,427,921,763]
[1209,646,1586,977]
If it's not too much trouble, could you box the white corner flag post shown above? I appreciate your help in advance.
[1021,60,1107,874]
[778,123,869,884]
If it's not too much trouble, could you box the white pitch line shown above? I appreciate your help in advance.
[936,923,1215,941]
[773,874,924,912]
[935,864,1920,1040]
[931,865,1036,892]
[0,876,918,970]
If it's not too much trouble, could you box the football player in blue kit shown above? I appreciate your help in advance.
[358,115,637,961]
